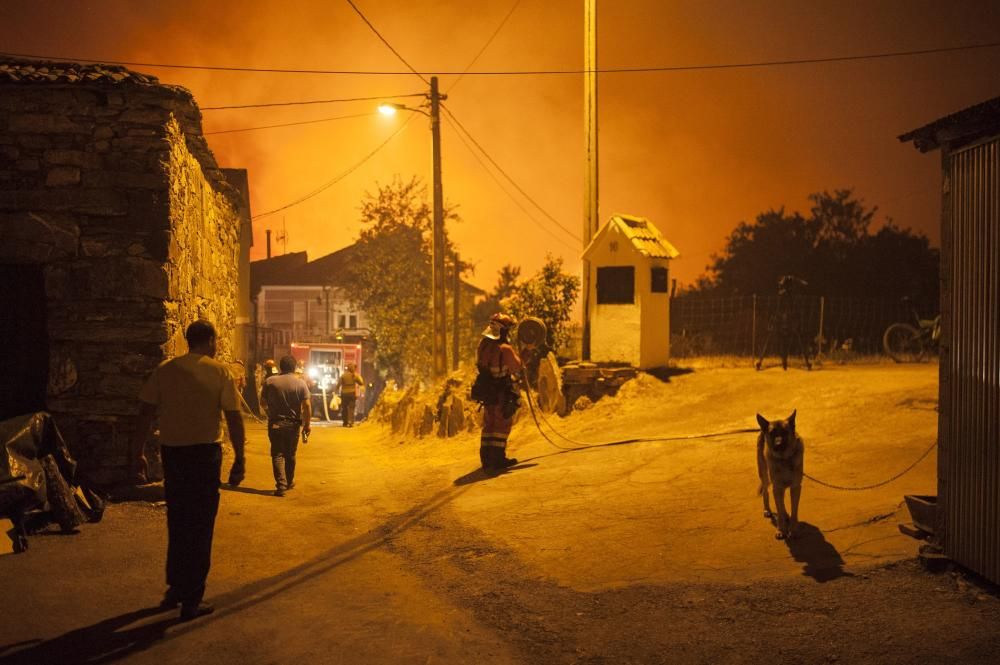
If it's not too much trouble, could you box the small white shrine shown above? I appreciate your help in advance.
[582,214,680,368]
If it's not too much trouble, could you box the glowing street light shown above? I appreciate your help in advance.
[377,103,401,117]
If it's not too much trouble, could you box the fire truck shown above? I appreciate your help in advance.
[289,341,364,421]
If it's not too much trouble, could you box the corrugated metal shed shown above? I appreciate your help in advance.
[901,95,1000,584]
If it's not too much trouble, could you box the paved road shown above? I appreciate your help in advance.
[2,364,998,664]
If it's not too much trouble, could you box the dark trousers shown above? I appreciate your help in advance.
[341,394,357,426]
[161,444,222,606]
[268,424,300,490]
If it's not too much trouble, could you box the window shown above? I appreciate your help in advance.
[337,314,347,329]
[348,314,358,329]
[651,267,668,293]
[596,266,635,304]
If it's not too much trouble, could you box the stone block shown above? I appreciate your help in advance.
[93,140,111,153]
[46,166,81,186]
[16,159,40,171]
[16,134,51,150]
[44,149,102,169]
[80,238,112,257]
[0,211,79,263]
[8,113,89,134]
[112,136,168,153]
[75,189,129,215]
[119,109,168,126]
[127,189,170,231]
[0,188,127,215]
[48,350,79,397]
[94,126,114,140]
[0,145,19,161]
[82,170,166,190]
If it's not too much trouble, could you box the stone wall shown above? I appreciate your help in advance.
[163,116,241,361]
[0,79,245,485]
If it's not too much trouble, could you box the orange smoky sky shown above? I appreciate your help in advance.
[2,0,998,291]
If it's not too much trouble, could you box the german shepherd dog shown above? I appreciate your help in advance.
[756,410,804,540]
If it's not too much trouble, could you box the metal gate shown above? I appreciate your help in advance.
[940,136,1000,583]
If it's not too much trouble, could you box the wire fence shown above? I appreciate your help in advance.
[670,294,937,358]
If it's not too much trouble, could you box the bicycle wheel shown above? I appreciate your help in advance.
[883,323,926,362]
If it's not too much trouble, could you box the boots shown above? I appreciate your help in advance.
[480,446,517,473]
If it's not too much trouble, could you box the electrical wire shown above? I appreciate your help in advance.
[446,0,522,93]
[344,0,429,85]
[442,104,581,242]
[518,368,937,490]
[201,92,425,111]
[204,111,375,135]
[441,113,580,251]
[251,115,414,220]
[3,41,997,76]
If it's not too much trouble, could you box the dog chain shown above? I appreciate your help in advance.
[803,439,938,491]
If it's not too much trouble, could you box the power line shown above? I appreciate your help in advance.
[446,0,522,93]
[441,103,580,243]
[252,116,413,220]
[3,41,998,76]
[204,111,374,135]
[343,0,429,85]
[442,112,579,250]
[201,92,425,111]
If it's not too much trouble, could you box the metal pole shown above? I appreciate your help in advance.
[430,76,447,378]
[582,0,598,360]
[452,252,460,371]
[818,295,825,356]
[751,294,757,359]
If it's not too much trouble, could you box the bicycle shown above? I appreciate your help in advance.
[882,299,941,363]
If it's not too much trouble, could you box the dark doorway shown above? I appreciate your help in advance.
[0,264,48,420]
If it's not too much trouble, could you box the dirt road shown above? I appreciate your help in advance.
[1,363,998,664]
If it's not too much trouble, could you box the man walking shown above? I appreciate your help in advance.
[338,363,362,427]
[130,320,245,622]
[261,355,311,496]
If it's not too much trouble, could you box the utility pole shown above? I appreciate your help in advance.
[430,76,448,378]
[582,0,599,360]
[452,252,461,371]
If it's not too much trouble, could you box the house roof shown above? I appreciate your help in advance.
[899,95,1000,153]
[251,243,486,297]
[250,251,310,295]
[582,214,680,260]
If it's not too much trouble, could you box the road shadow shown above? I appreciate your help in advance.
[453,463,540,486]
[221,484,276,497]
[0,606,173,664]
[0,483,473,662]
[644,366,695,383]
[785,521,852,582]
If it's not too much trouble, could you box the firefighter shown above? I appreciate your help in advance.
[476,313,522,472]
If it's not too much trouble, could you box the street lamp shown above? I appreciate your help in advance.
[379,77,448,378]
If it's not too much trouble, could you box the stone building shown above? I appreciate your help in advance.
[0,58,251,485]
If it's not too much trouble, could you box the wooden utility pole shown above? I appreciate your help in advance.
[452,252,460,371]
[430,76,448,377]
[582,0,599,360]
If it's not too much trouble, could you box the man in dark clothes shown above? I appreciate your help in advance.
[261,355,311,496]
[130,319,245,622]
[338,363,362,427]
